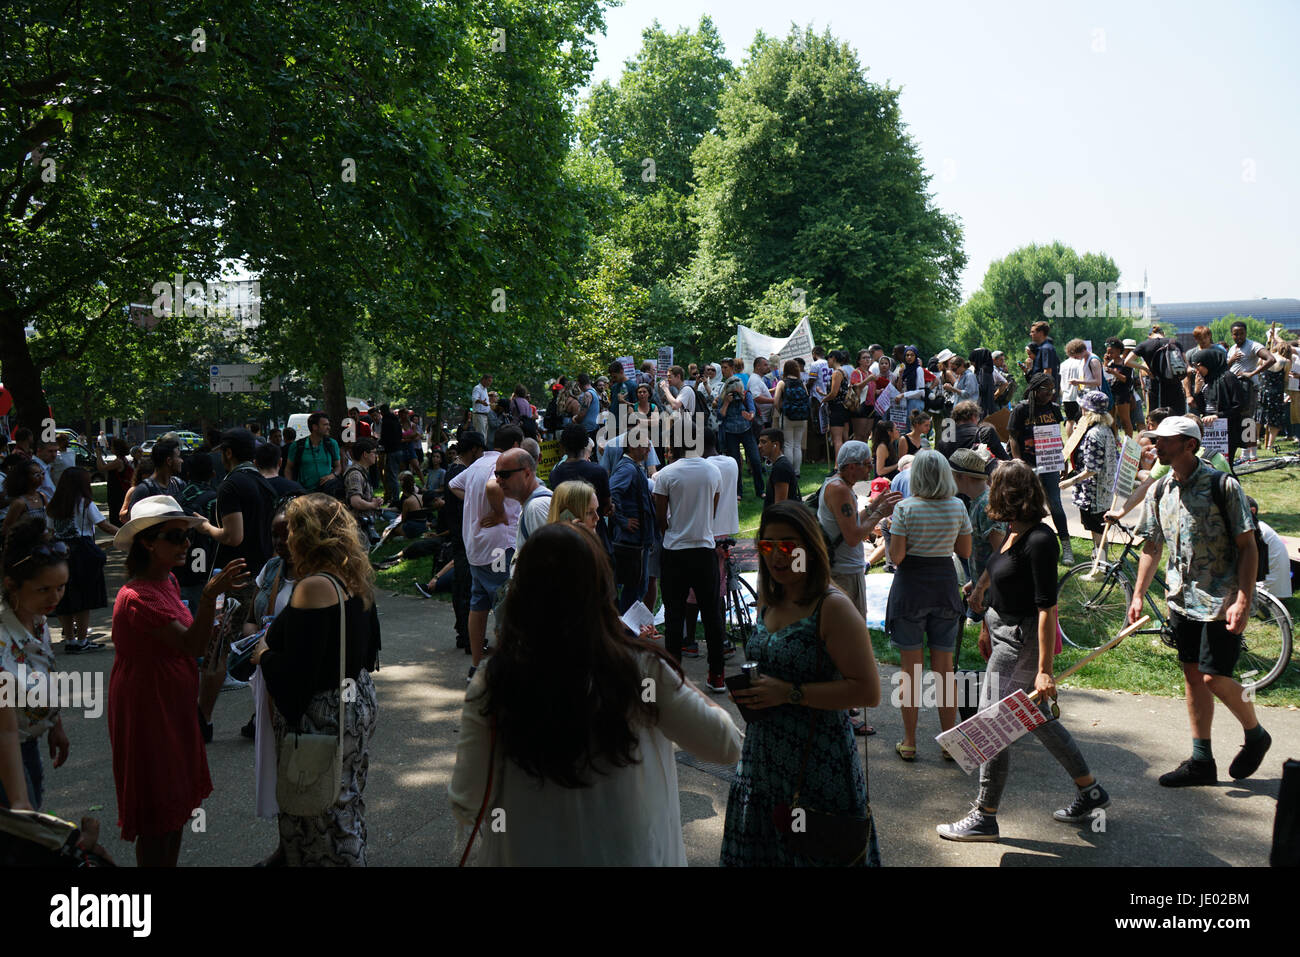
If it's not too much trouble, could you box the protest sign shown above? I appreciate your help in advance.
[657,346,673,380]
[1111,436,1143,500]
[1202,418,1229,458]
[536,439,562,483]
[890,400,909,427]
[618,356,634,379]
[735,317,815,372]
[875,383,899,416]
[1033,423,1065,473]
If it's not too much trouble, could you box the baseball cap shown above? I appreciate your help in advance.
[213,427,257,459]
[1141,416,1201,441]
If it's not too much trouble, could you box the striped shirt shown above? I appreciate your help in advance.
[890,496,972,558]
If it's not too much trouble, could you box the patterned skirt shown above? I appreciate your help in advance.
[271,669,377,866]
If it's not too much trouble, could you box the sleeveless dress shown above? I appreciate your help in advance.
[720,595,878,866]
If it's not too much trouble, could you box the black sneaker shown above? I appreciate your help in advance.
[1053,783,1110,823]
[240,714,256,739]
[1159,758,1216,787]
[1228,729,1271,780]
[466,665,477,685]
[198,706,213,745]
[937,803,999,842]
[680,642,701,658]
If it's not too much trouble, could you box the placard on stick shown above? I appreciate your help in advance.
[1033,422,1065,473]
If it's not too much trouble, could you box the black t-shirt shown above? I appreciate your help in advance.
[936,423,1009,470]
[986,522,1059,618]
[214,465,275,576]
[266,474,305,500]
[1008,401,1063,469]
[440,461,468,541]
[1132,338,1188,412]
[764,456,798,508]
[547,458,611,514]
[1106,358,1132,402]
[380,413,401,450]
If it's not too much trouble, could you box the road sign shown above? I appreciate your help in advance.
[209,364,281,393]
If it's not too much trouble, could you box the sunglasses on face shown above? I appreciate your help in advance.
[494,468,526,481]
[757,539,800,557]
[149,528,194,545]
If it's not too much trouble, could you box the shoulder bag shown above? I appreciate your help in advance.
[770,592,874,865]
[275,574,347,816]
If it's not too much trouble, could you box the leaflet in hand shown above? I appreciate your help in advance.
[621,601,657,637]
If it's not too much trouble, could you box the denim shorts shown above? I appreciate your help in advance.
[889,609,962,653]
[469,558,511,612]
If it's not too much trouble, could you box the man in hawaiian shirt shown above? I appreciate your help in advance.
[1129,416,1271,787]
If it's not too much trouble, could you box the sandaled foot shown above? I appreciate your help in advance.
[896,742,917,762]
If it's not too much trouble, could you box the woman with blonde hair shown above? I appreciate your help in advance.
[548,479,599,532]
[251,493,381,866]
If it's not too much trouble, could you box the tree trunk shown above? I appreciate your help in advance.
[322,359,347,438]
[0,311,49,435]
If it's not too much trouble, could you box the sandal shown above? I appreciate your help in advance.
[850,715,876,736]
[895,742,917,762]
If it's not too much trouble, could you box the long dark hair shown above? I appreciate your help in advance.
[870,418,897,455]
[483,523,681,788]
[47,467,93,521]
[3,457,39,499]
[2,517,68,598]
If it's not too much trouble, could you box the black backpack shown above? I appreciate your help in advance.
[1153,469,1267,581]
[781,378,810,421]
[1156,338,1188,381]
[543,395,562,432]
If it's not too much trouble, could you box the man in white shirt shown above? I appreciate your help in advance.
[1227,321,1275,464]
[654,437,724,692]
[34,440,58,500]
[51,434,77,486]
[471,374,492,438]
[496,447,553,554]
[449,426,522,681]
[748,357,775,427]
[704,428,739,539]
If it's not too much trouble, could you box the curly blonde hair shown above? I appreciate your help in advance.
[548,480,596,526]
[285,494,375,607]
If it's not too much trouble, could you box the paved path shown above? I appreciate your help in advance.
[40,546,1298,867]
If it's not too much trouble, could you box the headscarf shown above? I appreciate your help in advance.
[969,348,995,417]
[901,346,923,391]
[1190,347,1242,415]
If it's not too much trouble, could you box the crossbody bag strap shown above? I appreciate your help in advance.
[319,572,348,751]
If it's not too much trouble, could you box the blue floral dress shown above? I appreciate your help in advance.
[720,593,878,866]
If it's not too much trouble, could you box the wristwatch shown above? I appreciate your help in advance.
[788,682,804,705]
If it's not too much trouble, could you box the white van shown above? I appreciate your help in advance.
[285,413,313,436]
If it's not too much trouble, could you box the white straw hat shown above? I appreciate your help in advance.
[113,495,204,550]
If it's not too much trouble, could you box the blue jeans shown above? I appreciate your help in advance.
[1038,470,1071,540]
[725,428,765,498]
[0,738,43,810]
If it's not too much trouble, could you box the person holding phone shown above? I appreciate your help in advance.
[109,496,250,866]
[722,500,882,866]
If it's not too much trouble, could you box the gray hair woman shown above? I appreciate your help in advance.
[885,450,972,762]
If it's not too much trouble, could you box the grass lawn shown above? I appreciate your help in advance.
[1236,445,1300,537]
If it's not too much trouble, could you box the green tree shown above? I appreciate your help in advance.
[952,242,1139,359]
[681,25,965,355]
[1209,314,1274,347]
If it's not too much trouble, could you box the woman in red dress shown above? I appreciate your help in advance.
[109,495,248,866]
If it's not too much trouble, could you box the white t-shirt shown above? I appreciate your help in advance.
[448,451,520,567]
[654,457,722,551]
[50,500,105,538]
[1059,356,1086,402]
[706,455,740,537]
[471,383,491,414]
[809,359,829,398]
[1228,339,1264,376]
[1258,520,1292,599]
[515,484,554,554]
[675,383,697,416]
[746,374,771,424]
[50,448,77,485]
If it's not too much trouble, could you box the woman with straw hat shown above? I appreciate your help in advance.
[109,495,249,866]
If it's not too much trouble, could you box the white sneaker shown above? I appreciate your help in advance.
[221,674,250,692]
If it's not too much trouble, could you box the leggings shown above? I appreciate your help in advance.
[978,607,1091,811]
[782,418,807,474]
[1038,470,1071,540]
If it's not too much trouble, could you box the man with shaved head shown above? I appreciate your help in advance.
[491,447,553,553]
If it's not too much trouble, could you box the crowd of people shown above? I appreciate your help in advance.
[0,316,1296,866]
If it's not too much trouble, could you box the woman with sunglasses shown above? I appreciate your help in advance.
[109,496,249,866]
[0,518,71,810]
[1,458,50,539]
[722,500,882,866]
[47,467,119,654]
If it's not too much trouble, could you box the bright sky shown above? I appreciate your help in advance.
[588,0,1300,303]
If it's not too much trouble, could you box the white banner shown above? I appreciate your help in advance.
[736,317,815,373]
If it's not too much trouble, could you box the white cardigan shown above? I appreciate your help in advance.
[449,653,742,866]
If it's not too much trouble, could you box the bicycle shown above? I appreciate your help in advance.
[1056,521,1294,692]
[717,537,759,650]
[1232,453,1300,476]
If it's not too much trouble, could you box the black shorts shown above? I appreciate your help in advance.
[1168,609,1240,677]
[1079,508,1106,534]
[827,403,850,427]
[1062,400,1081,422]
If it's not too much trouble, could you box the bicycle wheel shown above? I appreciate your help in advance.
[727,575,759,649]
[1234,590,1294,692]
[1057,562,1133,649]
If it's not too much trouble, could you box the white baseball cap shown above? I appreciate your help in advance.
[1140,416,1201,442]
